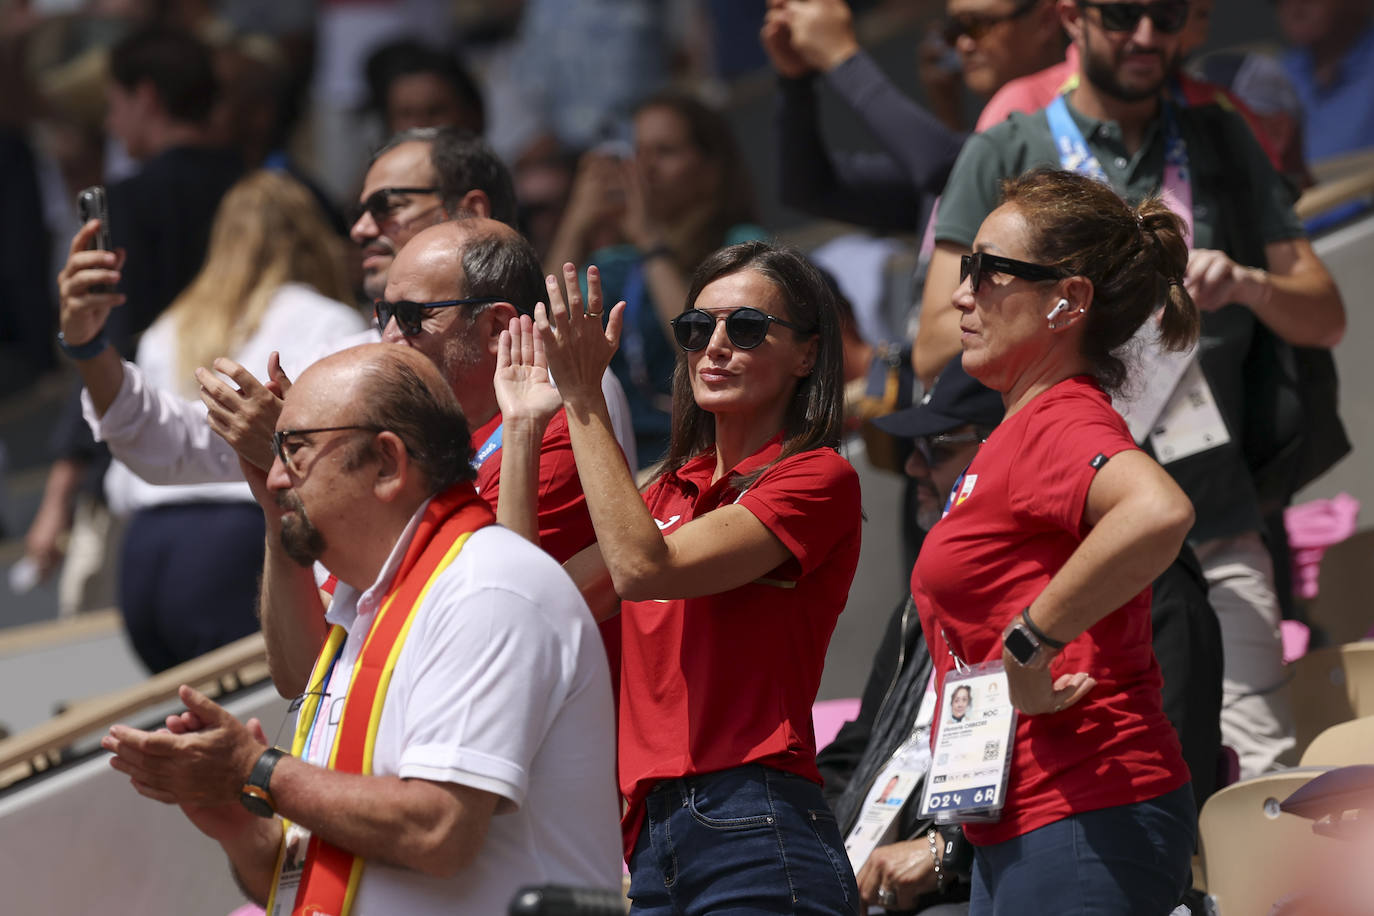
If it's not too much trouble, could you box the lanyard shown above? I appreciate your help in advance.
[470,422,504,471]
[299,643,343,763]
[621,261,653,393]
[1045,93,1194,247]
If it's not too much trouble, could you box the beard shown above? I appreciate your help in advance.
[1081,32,1177,103]
[915,479,946,532]
[276,491,326,567]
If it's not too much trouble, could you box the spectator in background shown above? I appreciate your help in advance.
[1277,0,1374,164]
[763,0,1064,234]
[546,92,764,468]
[363,38,486,137]
[24,25,242,608]
[55,171,366,671]
[0,128,56,397]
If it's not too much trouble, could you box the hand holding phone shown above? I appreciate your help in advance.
[76,186,112,293]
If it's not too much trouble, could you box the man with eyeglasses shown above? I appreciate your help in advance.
[102,343,621,915]
[920,0,1347,779]
[762,0,1065,234]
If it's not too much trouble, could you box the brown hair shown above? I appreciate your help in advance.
[661,241,843,490]
[999,168,1199,392]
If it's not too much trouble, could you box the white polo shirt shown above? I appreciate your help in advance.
[305,511,621,914]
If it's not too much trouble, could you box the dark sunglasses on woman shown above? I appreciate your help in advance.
[670,307,809,352]
[1077,0,1190,35]
[960,252,1064,293]
[373,296,504,336]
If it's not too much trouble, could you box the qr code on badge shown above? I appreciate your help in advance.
[983,740,1000,761]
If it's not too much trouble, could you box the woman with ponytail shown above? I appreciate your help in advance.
[909,167,1201,914]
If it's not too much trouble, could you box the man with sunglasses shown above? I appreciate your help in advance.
[762,0,1065,233]
[920,0,1347,778]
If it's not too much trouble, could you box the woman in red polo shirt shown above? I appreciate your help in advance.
[495,241,861,915]
[913,168,1201,915]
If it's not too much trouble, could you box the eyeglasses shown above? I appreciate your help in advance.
[670,307,810,352]
[272,425,382,472]
[916,431,984,467]
[374,297,504,336]
[349,186,439,226]
[943,0,1041,44]
[1077,1,1190,35]
[959,252,1063,293]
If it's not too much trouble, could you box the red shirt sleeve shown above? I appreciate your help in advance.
[735,448,861,576]
[1005,383,1138,536]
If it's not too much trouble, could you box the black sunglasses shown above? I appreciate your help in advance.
[670,307,809,352]
[272,425,382,471]
[1078,0,1190,35]
[960,252,1063,293]
[349,186,439,226]
[943,0,1041,44]
[374,297,504,336]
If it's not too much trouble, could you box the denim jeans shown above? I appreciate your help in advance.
[968,784,1196,916]
[628,764,860,915]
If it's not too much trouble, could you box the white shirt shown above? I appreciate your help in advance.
[307,510,621,914]
[89,284,367,509]
[87,324,639,489]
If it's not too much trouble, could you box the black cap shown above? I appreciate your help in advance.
[872,355,1004,439]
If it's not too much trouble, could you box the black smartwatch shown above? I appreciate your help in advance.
[240,747,286,817]
[1003,608,1065,667]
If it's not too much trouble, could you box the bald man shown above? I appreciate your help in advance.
[104,344,620,915]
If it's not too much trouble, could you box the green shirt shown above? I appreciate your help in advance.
[934,98,1305,542]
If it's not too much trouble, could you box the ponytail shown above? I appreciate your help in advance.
[1136,198,1199,353]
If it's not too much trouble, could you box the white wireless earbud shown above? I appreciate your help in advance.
[1046,299,1071,321]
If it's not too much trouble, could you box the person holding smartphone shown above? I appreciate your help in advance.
[911,169,1199,914]
[495,242,861,915]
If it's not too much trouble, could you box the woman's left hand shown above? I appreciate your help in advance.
[535,262,625,405]
[855,838,939,910]
[1001,648,1097,716]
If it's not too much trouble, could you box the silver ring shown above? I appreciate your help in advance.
[878,887,897,908]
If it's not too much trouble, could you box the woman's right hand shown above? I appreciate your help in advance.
[57,219,126,346]
[535,263,625,407]
[495,314,563,431]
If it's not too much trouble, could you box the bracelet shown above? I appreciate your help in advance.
[1021,607,1067,650]
[57,330,110,361]
[641,243,673,262]
[928,827,946,894]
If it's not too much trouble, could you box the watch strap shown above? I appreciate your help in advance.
[56,330,110,360]
[241,747,286,815]
[1020,607,1067,650]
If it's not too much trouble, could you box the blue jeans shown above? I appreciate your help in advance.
[628,764,860,915]
[968,784,1196,916]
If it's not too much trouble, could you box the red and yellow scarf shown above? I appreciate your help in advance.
[266,482,495,916]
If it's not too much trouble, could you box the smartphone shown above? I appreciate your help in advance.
[77,186,111,250]
[76,185,112,292]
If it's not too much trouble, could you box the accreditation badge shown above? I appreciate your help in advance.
[918,662,1016,824]
[267,822,312,916]
[843,679,938,873]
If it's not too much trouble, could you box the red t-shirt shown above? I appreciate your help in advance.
[911,377,1188,846]
[617,439,862,854]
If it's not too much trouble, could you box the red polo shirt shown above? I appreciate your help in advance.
[912,377,1189,846]
[617,438,862,854]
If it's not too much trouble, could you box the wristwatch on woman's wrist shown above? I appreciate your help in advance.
[1003,608,1064,667]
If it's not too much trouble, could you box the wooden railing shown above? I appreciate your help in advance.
[0,631,270,790]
